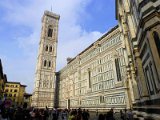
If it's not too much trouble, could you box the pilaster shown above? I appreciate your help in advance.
[134,48,149,98]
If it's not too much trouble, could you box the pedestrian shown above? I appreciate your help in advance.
[123,108,127,120]
[120,110,124,120]
[106,108,115,120]
[8,107,15,120]
[98,114,105,120]
[52,108,57,120]
[30,109,36,120]
[1,103,9,120]
[52,108,59,120]
[76,108,82,120]
[44,109,49,120]
[127,109,133,120]
[82,109,90,120]
[68,110,76,120]
[14,107,25,120]
[86,110,90,120]
[61,109,68,120]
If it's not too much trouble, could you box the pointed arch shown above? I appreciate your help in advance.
[44,60,47,67]
[45,45,48,51]
[48,61,51,67]
[49,46,52,52]
[48,25,53,37]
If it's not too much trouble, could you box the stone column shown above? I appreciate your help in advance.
[124,76,131,109]
[130,63,140,102]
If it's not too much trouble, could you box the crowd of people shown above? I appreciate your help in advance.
[0,103,90,120]
[97,108,134,120]
[0,101,133,120]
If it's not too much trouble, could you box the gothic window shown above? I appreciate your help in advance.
[45,45,48,51]
[88,69,91,88]
[48,61,51,67]
[44,60,47,67]
[49,46,52,52]
[48,28,53,37]
[115,58,121,81]
[153,31,160,57]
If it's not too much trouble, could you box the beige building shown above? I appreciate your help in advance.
[31,11,60,108]
[116,0,160,119]
[24,93,32,108]
[57,26,133,110]
[4,82,26,106]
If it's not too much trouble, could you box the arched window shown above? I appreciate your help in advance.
[49,46,52,52]
[48,61,51,67]
[153,31,160,57]
[115,58,121,81]
[45,45,48,51]
[44,60,47,67]
[48,27,53,37]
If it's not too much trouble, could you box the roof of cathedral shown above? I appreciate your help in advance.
[67,25,119,64]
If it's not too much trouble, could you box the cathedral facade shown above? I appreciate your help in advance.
[57,26,133,110]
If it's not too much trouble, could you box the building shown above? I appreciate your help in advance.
[0,59,27,107]
[116,0,160,119]
[32,11,133,111]
[31,10,60,108]
[4,82,26,106]
[0,59,7,100]
[32,1,160,116]
[57,26,133,110]
[24,93,32,108]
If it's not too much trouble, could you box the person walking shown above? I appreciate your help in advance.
[106,108,115,120]
[68,110,76,120]
[98,114,105,120]
[127,109,133,120]
[61,109,68,120]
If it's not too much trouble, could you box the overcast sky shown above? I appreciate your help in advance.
[0,0,117,93]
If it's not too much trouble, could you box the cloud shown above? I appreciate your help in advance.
[0,0,104,93]
[57,31,102,69]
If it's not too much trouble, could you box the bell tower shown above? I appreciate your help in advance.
[32,11,60,108]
